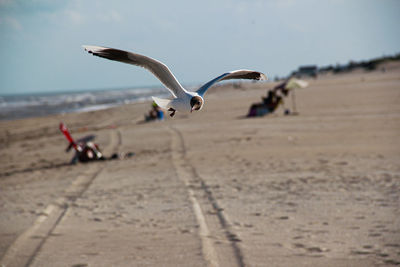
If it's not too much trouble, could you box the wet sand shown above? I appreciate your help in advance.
[1,64,399,266]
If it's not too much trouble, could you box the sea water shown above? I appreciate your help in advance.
[0,86,170,120]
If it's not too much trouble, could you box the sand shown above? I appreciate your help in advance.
[0,64,399,267]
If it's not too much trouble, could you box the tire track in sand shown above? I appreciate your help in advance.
[168,125,245,267]
[1,129,121,267]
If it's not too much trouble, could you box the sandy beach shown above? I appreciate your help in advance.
[1,64,399,266]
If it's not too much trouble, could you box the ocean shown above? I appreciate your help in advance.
[0,86,171,121]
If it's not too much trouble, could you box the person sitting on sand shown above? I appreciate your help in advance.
[60,122,134,164]
[70,141,104,164]
[248,90,283,117]
[263,90,283,112]
[145,102,164,121]
[60,122,102,164]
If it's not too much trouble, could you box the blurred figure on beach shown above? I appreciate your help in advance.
[70,141,104,164]
[247,77,308,117]
[247,89,283,117]
[60,122,135,164]
[145,102,164,122]
[60,122,104,164]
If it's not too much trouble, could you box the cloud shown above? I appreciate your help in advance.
[0,0,13,6]
[96,10,122,23]
[65,9,84,25]
[0,16,22,30]
[0,0,67,14]
[275,0,296,9]
[62,8,123,26]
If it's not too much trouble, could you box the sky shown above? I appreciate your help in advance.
[0,0,399,95]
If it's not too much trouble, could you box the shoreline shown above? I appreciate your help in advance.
[0,85,170,122]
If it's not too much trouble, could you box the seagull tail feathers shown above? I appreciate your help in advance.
[152,96,172,110]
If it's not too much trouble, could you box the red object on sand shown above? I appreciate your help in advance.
[59,122,80,151]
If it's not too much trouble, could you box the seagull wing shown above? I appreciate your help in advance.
[196,70,267,97]
[83,45,187,98]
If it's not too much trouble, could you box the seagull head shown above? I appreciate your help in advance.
[190,96,204,112]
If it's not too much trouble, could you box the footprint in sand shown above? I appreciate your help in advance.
[384,259,400,265]
[292,243,329,254]
[277,216,290,220]
[351,250,371,255]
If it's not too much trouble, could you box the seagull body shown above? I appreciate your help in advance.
[83,45,267,116]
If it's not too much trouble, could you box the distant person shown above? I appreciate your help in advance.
[261,89,283,113]
[60,122,104,164]
[60,122,134,164]
[145,102,164,121]
[247,89,283,117]
[273,81,290,97]
[72,142,104,163]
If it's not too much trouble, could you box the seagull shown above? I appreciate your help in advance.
[83,45,267,117]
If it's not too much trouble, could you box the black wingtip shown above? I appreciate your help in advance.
[245,71,264,80]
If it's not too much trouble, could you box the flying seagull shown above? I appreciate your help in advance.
[83,45,267,117]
